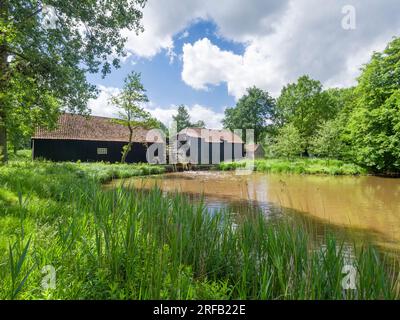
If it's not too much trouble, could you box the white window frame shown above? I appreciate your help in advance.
[97,147,108,155]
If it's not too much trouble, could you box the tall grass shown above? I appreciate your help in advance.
[0,161,398,299]
[219,158,367,175]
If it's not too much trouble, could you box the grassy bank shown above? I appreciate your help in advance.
[219,158,367,175]
[0,160,398,299]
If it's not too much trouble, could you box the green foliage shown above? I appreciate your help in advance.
[9,149,31,162]
[173,105,191,132]
[0,0,147,162]
[325,87,356,116]
[346,37,400,172]
[172,105,206,132]
[219,158,366,175]
[223,87,277,143]
[310,119,347,159]
[277,75,336,153]
[110,72,158,163]
[8,237,35,299]
[192,120,206,129]
[0,160,396,299]
[271,124,304,159]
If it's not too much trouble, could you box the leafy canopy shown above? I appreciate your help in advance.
[347,37,400,172]
[271,123,304,159]
[310,119,346,159]
[223,87,277,143]
[110,71,158,163]
[276,75,336,153]
[172,105,206,132]
[0,0,147,161]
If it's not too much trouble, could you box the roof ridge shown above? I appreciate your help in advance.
[33,113,154,143]
[62,112,119,121]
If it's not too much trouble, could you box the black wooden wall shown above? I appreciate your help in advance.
[32,138,244,164]
[180,136,245,164]
[32,139,151,163]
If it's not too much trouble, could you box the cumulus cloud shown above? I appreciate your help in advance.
[90,1,400,121]
[88,86,224,129]
[123,0,288,58]
[88,85,120,118]
[188,104,225,129]
[182,38,282,98]
[182,38,243,91]
[122,0,400,98]
[146,104,224,129]
[181,0,400,98]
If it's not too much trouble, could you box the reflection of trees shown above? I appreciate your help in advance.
[118,172,400,249]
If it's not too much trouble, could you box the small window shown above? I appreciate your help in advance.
[97,148,108,155]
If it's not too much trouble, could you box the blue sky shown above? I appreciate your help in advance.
[87,0,400,129]
[88,20,243,114]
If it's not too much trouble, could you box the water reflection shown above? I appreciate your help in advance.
[110,171,400,251]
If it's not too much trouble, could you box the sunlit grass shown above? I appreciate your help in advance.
[219,158,367,175]
[0,160,397,300]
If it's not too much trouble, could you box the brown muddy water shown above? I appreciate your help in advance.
[109,171,400,251]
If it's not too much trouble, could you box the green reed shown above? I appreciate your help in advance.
[219,158,367,175]
[0,160,398,299]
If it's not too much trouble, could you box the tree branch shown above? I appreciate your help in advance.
[21,7,43,21]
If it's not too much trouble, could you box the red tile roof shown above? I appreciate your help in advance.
[245,144,262,153]
[178,128,243,143]
[33,113,154,143]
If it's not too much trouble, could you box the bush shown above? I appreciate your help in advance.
[346,38,400,173]
[9,150,32,162]
[310,119,346,159]
[271,124,304,159]
[219,158,366,175]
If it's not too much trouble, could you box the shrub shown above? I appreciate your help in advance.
[271,124,304,159]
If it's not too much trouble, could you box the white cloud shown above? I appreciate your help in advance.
[88,85,120,118]
[89,86,224,129]
[122,0,400,98]
[122,2,200,58]
[123,0,287,58]
[179,30,190,40]
[182,38,282,99]
[182,38,243,91]
[189,104,224,129]
[90,1,400,125]
[146,104,224,130]
[181,0,400,98]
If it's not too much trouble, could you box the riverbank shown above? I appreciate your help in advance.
[8,150,370,176]
[0,160,398,299]
[219,158,368,175]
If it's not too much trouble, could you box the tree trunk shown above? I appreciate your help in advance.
[121,125,133,164]
[0,51,9,164]
[0,56,9,164]
[121,142,132,164]
[0,115,7,163]
[0,0,9,164]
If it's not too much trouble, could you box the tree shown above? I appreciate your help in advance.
[325,87,356,116]
[0,0,147,163]
[223,87,277,143]
[173,105,191,132]
[271,124,304,159]
[172,105,206,131]
[346,37,400,172]
[192,120,206,129]
[110,72,158,164]
[310,119,346,159]
[276,75,335,154]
